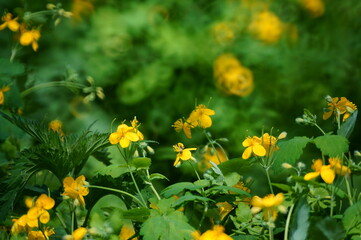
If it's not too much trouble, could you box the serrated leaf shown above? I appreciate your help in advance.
[140,210,194,240]
[122,208,150,222]
[342,200,361,235]
[290,199,310,240]
[313,135,349,157]
[271,137,310,173]
[149,173,169,181]
[337,110,358,138]
[236,202,252,222]
[161,182,203,198]
[172,194,214,207]
[224,172,241,187]
[131,157,151,169]
[205,185,251,197]
[218,157,254,176]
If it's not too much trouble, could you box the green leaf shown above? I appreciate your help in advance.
[205,185,251,197]
[337,110,358,138]
[122,208,150,222]
[161,182,203,198]
[272,183,292,192]
[172,194,214,207]
[224,172,241,187]
[342,200,361,235]
[149,173,169,181]
[308,217,346,240]
[140,210,194,240]
[131,157,152,169]
[290,199,310,240]
[218,157,254,176]
[0,58,25,76]
[271,137,310,173]
[233,235,258,240]
[313,135,349,157]
[236,202,252,222]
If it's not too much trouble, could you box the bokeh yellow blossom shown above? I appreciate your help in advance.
[216,202,234,221]
[214,54,254,97]
[172,118,193,139]
[20,28,41,52]
[249,10,283,44]
[0,86,10,105]
[173,143,197,167]
[0,13,20,32]
[251,193,285,221]
[72,0,94,22]
[304,159,335,184]
[300,0,325,18]
[193,225,233,240]
[211,22,235,44]
[64,227,87,240]
[62,175,89,206]
[329,157,351,176]
[200,147,227,170]
[323,97,357,122]
[119,223,138,240]
[48,120,65,136]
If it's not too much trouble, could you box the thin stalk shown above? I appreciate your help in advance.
[10,43,19,63]
[268,212,274,240]
[203,130,222,164]
[284,203,295,240]
[146,169,161,200]
[330,184,335,217]
[314,123,327,136]
[264,167,274,194]
[88,185,146,207]
[214,141,229,161]
[55,211,69,233]
[344,175,354,206]
[21,81,85,97]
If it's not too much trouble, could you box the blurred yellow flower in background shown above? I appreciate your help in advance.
[64,227,87,240]
[0,13,20,32]
[323,96,357,122]
[304,159,335,184]
[214,54,254,97]
[193,225,232,240]
[300,0,325,18]
[62,175,89,206]
[251,193,285,221]
[0,86,10,104]
[119,223,138,240]
[72,0,94,21]
[329,157,351,176]
[20,28,41,51]
[200,147,227,170]
[249,10,283,44]
[48,120,65,136]
[211,22,235,44]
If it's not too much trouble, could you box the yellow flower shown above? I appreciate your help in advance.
[27,194,55,226]
[0,86,10,105]
[109,123,140,148]
[0,13,20,32]
[304,159,335,184]
[193,225,233,240]
[72,0,94,22]
[300,0,325,18]
[11,214,30,234]
[119,223,138,240]
[188,104,215,129]
[216,202,234,221]
[249,10,283,44]
[20,28,41,51]
[261,133,279,156]
[211,22,235,44]
[329,157,351,176]
[200,147,227,170]
[48,120,65,136]
[232,181,251,204]
[251,193,285,221]
[131,117,144,141]
[28,228,55,240]
[64,227,87,240]
[242,136,266,159]
[62,175,89,206]
[172,118,193,139]
[173,143,197,167]
[323,97,357,122]
[213,54,254,97]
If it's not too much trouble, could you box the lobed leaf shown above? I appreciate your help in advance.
[313,135,349,157]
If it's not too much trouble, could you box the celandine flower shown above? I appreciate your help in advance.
[300,0,325,18]
[131,117,144,141]
[27,194,55,226]
[173,143,197,167]
[62,175,89,206]
[188,104,215,128]
[251,193,285,221]
[249,10,283,44]
[261,133,279,156]
[0,13,20,32]
[20,28,41,51]
[64,227,87,240]
[48,119,64,136]
[242,136,266,159]
[329,157,351,176]
[0,86,10,104]
[172,118,193,139]
[323,96,357,122]
[28,228,55,240]
[211,22,235,44]
[304,159,335,184]
[192,225,233,240]
[109,123,140,148]
[200,147,227,170]
[119,223,138,240]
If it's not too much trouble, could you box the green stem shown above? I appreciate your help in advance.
[21,81,85,97]
[330,184,335,217]
[268,212,274,240]
[314,123,327,136]
[146,169,161,200]
[55,211,69,234]
[264,167,274,194]
[344,175,354,206]
[10,44,19,63]
[284,203,295,240]
[214,141,229,161]
[88,185,146,207]
[203,130,222,164]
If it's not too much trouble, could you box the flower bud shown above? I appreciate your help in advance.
[54,18,61,26]
[46,3,56,10]
[295,118,304,124]
[297,162,306,169]
[354,150,361,157]
[346,106,355,114]
[278,131,287,140]
[325,95,333,103]
[282,163,293,169]
[146,145,155,154]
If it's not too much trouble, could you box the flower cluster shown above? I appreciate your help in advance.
[242,132,286,159]
[172,104,215,138]
[323,96,357,122]
[213,54,254,97]
[62,175,89,206]
[249,10,284,44]
[304,157,351,184]
[109,118,144,148]
[11,194,55,239]
[251,193,286,221]
[299,0,325,18]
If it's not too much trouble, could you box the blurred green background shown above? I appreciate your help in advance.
[1,0,361,184]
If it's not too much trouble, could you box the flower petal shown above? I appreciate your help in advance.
[304,171,320,181]
[320,166,335,184]
[253,144,266,157]
[242,147,253,159]
[119,137,130,148]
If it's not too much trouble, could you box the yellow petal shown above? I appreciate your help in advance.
[242,137,252,147]
[126,132,139,142]
[320,166,335,184]
[27,207,40,220]
[32,41,39,52]
[253,144,266,157]
[242,147,253,159]
[251,196,264,208]
[199,115,212,128]
[119,137,130,148]
[36,194,55,210]
[73,227,87,240]
[312,159,323,172]
[0,22,7,30]
[180,149,192,160]
[20,31,33,46]
[63,176,75,188]
[39,210,50,224]
[323,110,333,120]
[109,132,120,144]
[173,155,181,166]
[8,20,19,32]
[304,171,320,181]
